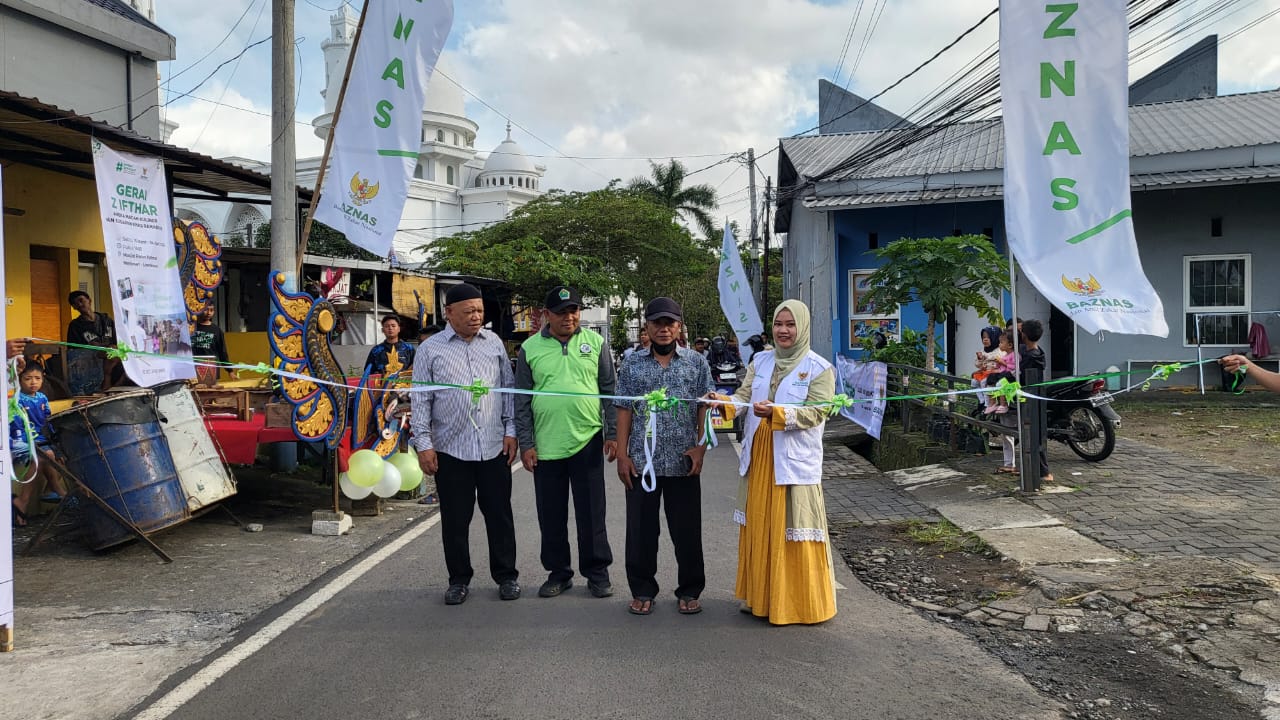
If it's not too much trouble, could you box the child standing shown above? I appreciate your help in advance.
[10,364,68,527]
[972,326,1004,406]
[985,333,1018,414]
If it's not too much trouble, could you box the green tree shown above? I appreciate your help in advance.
[254,217,379,262]
[858,234,1009,372]
[628,159,719,241]
[422,186,717,312]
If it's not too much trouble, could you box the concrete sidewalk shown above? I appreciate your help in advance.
[821,417,1280,713]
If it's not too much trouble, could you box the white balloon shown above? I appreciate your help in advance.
[372,461,402,498]
[339,472,373,500]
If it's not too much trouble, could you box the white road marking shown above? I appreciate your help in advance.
[132,513,442,720]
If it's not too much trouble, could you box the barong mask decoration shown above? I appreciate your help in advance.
[268,271,349,449]
[173,218,224,334]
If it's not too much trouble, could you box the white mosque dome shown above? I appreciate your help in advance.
[482,127,537,175]
[424,56,466,119]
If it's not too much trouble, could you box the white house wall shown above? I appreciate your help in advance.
[1075,183,1280,385]
[782,199,837,358]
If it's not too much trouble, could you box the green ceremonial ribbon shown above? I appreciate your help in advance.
[825,393,855,417]
[463,378,490,404]
[990,378,1023,404]
[19,338,1226,407]
[105,342,133,361]
[6,360,36,482]
[1231,367,1247,395]
[1142,362,1183,391]
[644,388,680,413]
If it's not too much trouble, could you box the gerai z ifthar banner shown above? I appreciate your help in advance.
[92,140,195,385]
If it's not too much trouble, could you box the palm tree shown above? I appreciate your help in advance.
[628,159,719,241]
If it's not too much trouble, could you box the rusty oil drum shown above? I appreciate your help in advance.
[50,390,190,549]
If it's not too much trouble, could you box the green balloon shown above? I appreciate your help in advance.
[348,449,384,488]
[390,452,424,492]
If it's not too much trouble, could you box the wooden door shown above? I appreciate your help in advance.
[29,258,62,342]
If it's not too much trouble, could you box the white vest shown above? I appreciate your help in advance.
[738,350,832,485]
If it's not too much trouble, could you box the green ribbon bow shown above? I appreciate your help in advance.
[990,378,1023,404]
[643,388,680,413]
[250,362,273,375]
[825,393,855,417]
[105,342,133,361]
[1142,362,1183,391]
[462,378,490,404]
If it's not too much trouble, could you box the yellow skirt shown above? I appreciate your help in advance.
[735,417,836,625]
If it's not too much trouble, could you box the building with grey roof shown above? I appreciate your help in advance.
[776,54,1280,387]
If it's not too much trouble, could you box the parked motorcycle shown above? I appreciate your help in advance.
[1044,377,1121,461]
[710,360,744,441]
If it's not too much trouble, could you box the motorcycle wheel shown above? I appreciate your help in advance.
[1065,406,1116,462]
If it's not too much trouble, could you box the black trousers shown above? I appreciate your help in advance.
[533,433,613,584]
[435,452,518,587]
[625,474,705,600]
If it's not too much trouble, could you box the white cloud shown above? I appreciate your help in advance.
[164,83,325,161]
[154,0,1280,233]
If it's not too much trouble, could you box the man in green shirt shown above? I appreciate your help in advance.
[515,285,618,599]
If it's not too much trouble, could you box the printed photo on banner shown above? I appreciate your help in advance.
[850,271,878,315]
[849,269,899,348]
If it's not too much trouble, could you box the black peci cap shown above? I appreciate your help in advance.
[444,283,483,306]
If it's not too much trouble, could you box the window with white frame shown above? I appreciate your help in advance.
[1184,254,1251,346]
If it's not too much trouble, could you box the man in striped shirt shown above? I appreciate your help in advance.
[411,283,520,606]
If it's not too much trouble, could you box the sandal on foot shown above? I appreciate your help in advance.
[628,597,653,615]
[996,466,1017,474]
[678,597,702,615]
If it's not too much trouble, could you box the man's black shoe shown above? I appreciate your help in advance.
[538,578,573,598]
[587,580,613,598]
[444,584,469,605]
[499,580,521,601]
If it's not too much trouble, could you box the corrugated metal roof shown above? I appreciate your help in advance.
[783,89,1280,183]
[0,91,311,201]
[801,165,1280,208]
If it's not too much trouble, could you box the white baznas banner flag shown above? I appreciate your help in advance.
[1000,0,1168,337]
[313,0,454,257]
[91,141,195,386]
[717,224,763,362]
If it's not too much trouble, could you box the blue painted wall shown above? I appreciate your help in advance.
[832,201,1007,361]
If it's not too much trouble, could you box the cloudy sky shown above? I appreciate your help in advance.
[155,0,1280,233]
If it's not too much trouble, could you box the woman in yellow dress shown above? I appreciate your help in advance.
[727,299,837,625]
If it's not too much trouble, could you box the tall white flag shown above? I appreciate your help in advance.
[717,224,763,361]
[313,0,454,257]
[1001,0,1168,337]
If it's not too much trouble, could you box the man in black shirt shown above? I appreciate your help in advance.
[191,302,230,379]
[364,314,415,376]
[66,291,119,395]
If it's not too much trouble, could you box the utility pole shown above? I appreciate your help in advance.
[762,175,772,316]
[746,147,761,316]
[270,0,298,291]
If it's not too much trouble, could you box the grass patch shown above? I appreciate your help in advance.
[903,520,994,555]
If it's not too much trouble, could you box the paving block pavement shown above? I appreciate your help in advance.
[822,419,939,525]
[950,438,1280,576]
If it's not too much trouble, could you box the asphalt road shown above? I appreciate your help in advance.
[129,442,1058,720]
